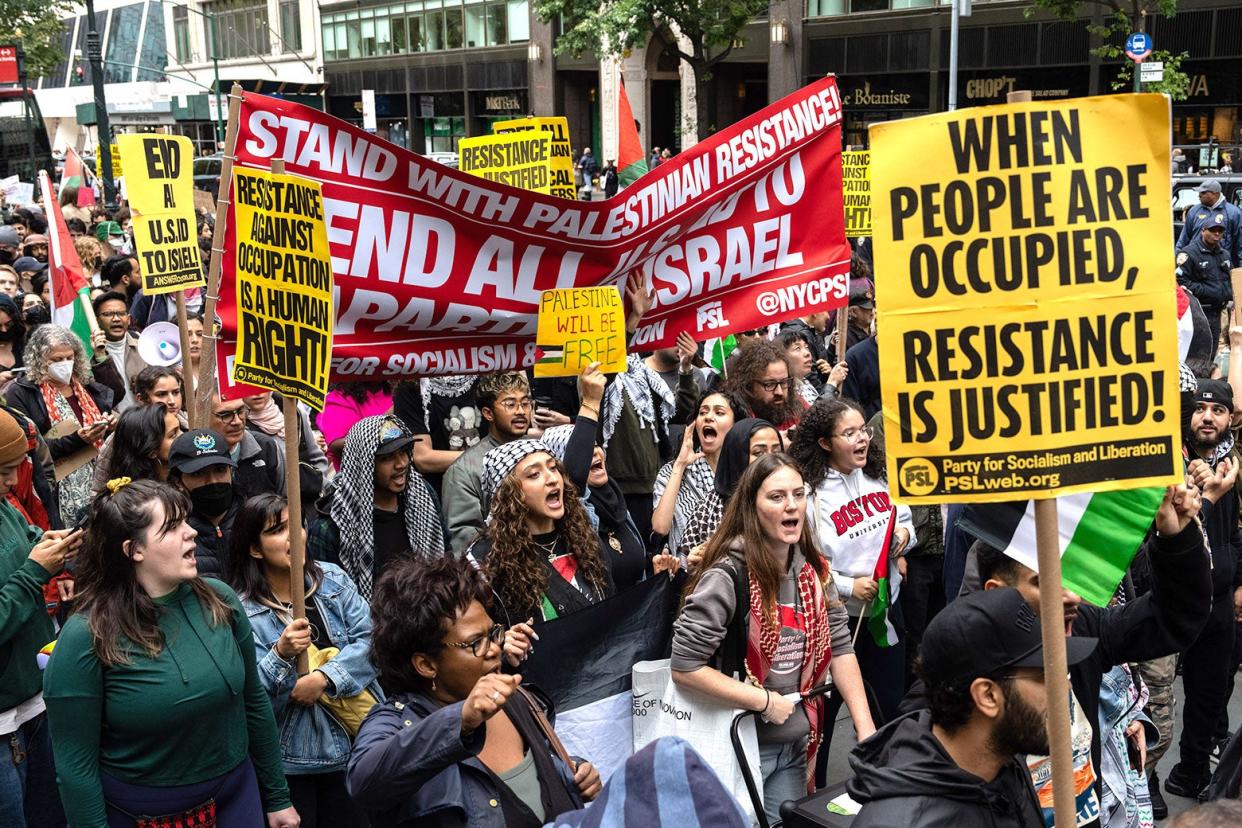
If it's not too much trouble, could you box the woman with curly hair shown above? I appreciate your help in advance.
[42,478,298,827]
[349,555,599,826]
[651,389,746,558]
[7,323,116,525]
[468,440,614,623]
[789,396,914,722]
[671,453,873,824]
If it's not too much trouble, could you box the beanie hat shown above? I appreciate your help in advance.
[480,439,552,505]
[0,408,28,466]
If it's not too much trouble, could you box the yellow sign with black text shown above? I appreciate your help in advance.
[459,133,556,194]
[231,168,334,410]
[116,135,204,295]
[842,150,871,237]
[533,287,627,377]
[493,116,577,199]
[873,94,1180,503]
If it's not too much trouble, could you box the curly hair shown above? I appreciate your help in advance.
[723,339,801,424]
[482,457,609,621]
[23,323,92,385]
[789,396,884,485]
[370,555,491,693]
[475,372,530,410]
[75,236,104,273]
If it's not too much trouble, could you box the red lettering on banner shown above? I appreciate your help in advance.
[827,493,894,537]
[218,77,851,388]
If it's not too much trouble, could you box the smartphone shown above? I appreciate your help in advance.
[7,366,25,375]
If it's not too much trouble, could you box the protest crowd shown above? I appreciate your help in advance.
[3,82,1242,828]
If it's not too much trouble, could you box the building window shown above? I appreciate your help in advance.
[173,5,192,62]
[279,0,301,51]
[205,0,271,60]
[104,5,140,83]
[506,0,528,42]
[138,0,168,80]
[321,0,526,60]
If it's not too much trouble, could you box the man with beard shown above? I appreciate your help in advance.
[91,291,146,412]
[100,256,140,305]
[850,587,1089,827]
[442,372,534,553]
[724,339,805,432]
[1165,379,1242,801]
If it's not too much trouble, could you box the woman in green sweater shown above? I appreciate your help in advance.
[43,478,299,828]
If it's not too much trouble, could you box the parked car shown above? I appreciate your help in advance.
[424,151,458,169]
[1172,175,1242,242]
[193,154,222,193]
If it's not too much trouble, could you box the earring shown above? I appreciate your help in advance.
[431,677,437,691]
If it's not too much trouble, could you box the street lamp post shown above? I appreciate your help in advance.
[83,0,117,209]
[15,42,34,180]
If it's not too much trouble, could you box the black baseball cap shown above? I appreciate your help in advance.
[1194,378,1234,411]
[169,429,237,474]
[849,284,874,309]
[919,588,1097,686]
[375,417,414,457]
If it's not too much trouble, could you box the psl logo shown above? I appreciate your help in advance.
[696,301,728,331]
[900,459,938,496]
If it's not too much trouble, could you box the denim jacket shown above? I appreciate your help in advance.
[244,562,384,774]
[1098,664,1157,828]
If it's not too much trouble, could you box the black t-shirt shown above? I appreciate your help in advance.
[372,506,411,579]
[393,381,482,491]
[303,596,329,648]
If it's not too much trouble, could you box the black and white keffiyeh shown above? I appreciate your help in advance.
[418,375,476,432]
[481,439,553,505]
[602,354,675,446]
[331,415,445,600]
[540,425,574,462]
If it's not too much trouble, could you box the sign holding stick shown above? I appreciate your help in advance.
[533,286,627,377]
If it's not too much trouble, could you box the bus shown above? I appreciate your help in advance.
[0,86,53,182]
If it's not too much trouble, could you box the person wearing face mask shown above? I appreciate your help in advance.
[0,225,19,266]
[95,220,126,253]
[168,428,243,579]
[0,292,26,385]
[7,323,116,526]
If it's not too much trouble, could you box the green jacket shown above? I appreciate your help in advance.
[0,500,52,712]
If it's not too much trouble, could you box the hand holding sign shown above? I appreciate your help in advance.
[534,288,626,378]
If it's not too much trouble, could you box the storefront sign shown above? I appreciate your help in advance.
[0,45,18,85]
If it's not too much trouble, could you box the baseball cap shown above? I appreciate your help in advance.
[919,588,1097,687]
[12,257,44,275]
[375,417,414,457]
[1198,179,1222,194]
[849,284,875,309]
[1193,378,1234,411]
[1207,213,1227,231]
[21,234,47,248]
[169,429,237,474]
[0,227,18,247]
[95,221,124,241]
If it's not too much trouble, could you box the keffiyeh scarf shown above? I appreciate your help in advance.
[331,415,444,600]
[481,439,552,505]
[602,354,675,445]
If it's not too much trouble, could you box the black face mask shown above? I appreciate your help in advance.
[0,249,13,266]
[189,482,233,516]
[0,327,15,342]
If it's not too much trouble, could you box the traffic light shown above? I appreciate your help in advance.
[73,65,84,84]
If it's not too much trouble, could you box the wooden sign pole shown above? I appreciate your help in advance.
[194,83,244,428]
[1034,497,1075,827]
[835,304,849,364]
[174,291,195,429]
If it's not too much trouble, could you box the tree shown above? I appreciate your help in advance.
[1027,0,1189,100]
[0,0,75,81]
[533,0,769,143]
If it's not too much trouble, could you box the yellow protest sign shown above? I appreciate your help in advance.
[231,167,334,409]
[459,133,555,194]
[493,116,577,199]
[116,135,204,295]
[842,150,871,238]
[533,287,627,377]
[96,144,122,180]
[873,93,1180,503]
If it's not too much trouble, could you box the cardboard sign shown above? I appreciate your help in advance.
[842,150,871,238]
[872,94,1180,503]
[117,135,204,295]
[459,133,556,194]
[534,286,627,377]
[493,116,577,199]
[231,167,334,409]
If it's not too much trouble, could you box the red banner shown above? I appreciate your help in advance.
[217,76,850,384]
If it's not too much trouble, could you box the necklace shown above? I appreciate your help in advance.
[534,536,558,560]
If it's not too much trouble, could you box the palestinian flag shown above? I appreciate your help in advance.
[519,575,679,782]
[617,75,648,187]
[1176,285,1194,362]
[40,172,95,351]
[958,488,1164,607]
[707,334,737,375]
[59,148,96,207]
[867,510,899,648]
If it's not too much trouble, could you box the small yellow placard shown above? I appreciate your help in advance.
[533,287,627,377]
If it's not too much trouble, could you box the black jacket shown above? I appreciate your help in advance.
[849,710,1043,827]
[5,377,114,461]
[900,520,1211,808]
[1176,234,1233,310]
[187,494,241,579]
[841,336,881,419]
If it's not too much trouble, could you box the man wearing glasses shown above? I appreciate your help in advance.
[91,291,146,412]
[442,373,534,553]
[209,393,285,500]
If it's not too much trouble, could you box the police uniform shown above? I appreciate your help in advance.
[1176,214,1233,349]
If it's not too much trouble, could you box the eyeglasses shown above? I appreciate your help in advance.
[834,426,874,444]
[494,398,533,412]
[445,623,505,658]
[98,310,128,320]
[753,378,793,393]
[213,408,248,422]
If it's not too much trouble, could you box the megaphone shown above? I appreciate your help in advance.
[137,322,182,367]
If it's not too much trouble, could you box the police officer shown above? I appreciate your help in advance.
[1177,179,1242,264]
[1177,213,1232,352]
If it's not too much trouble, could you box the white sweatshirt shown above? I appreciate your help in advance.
[810,467,915,616]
